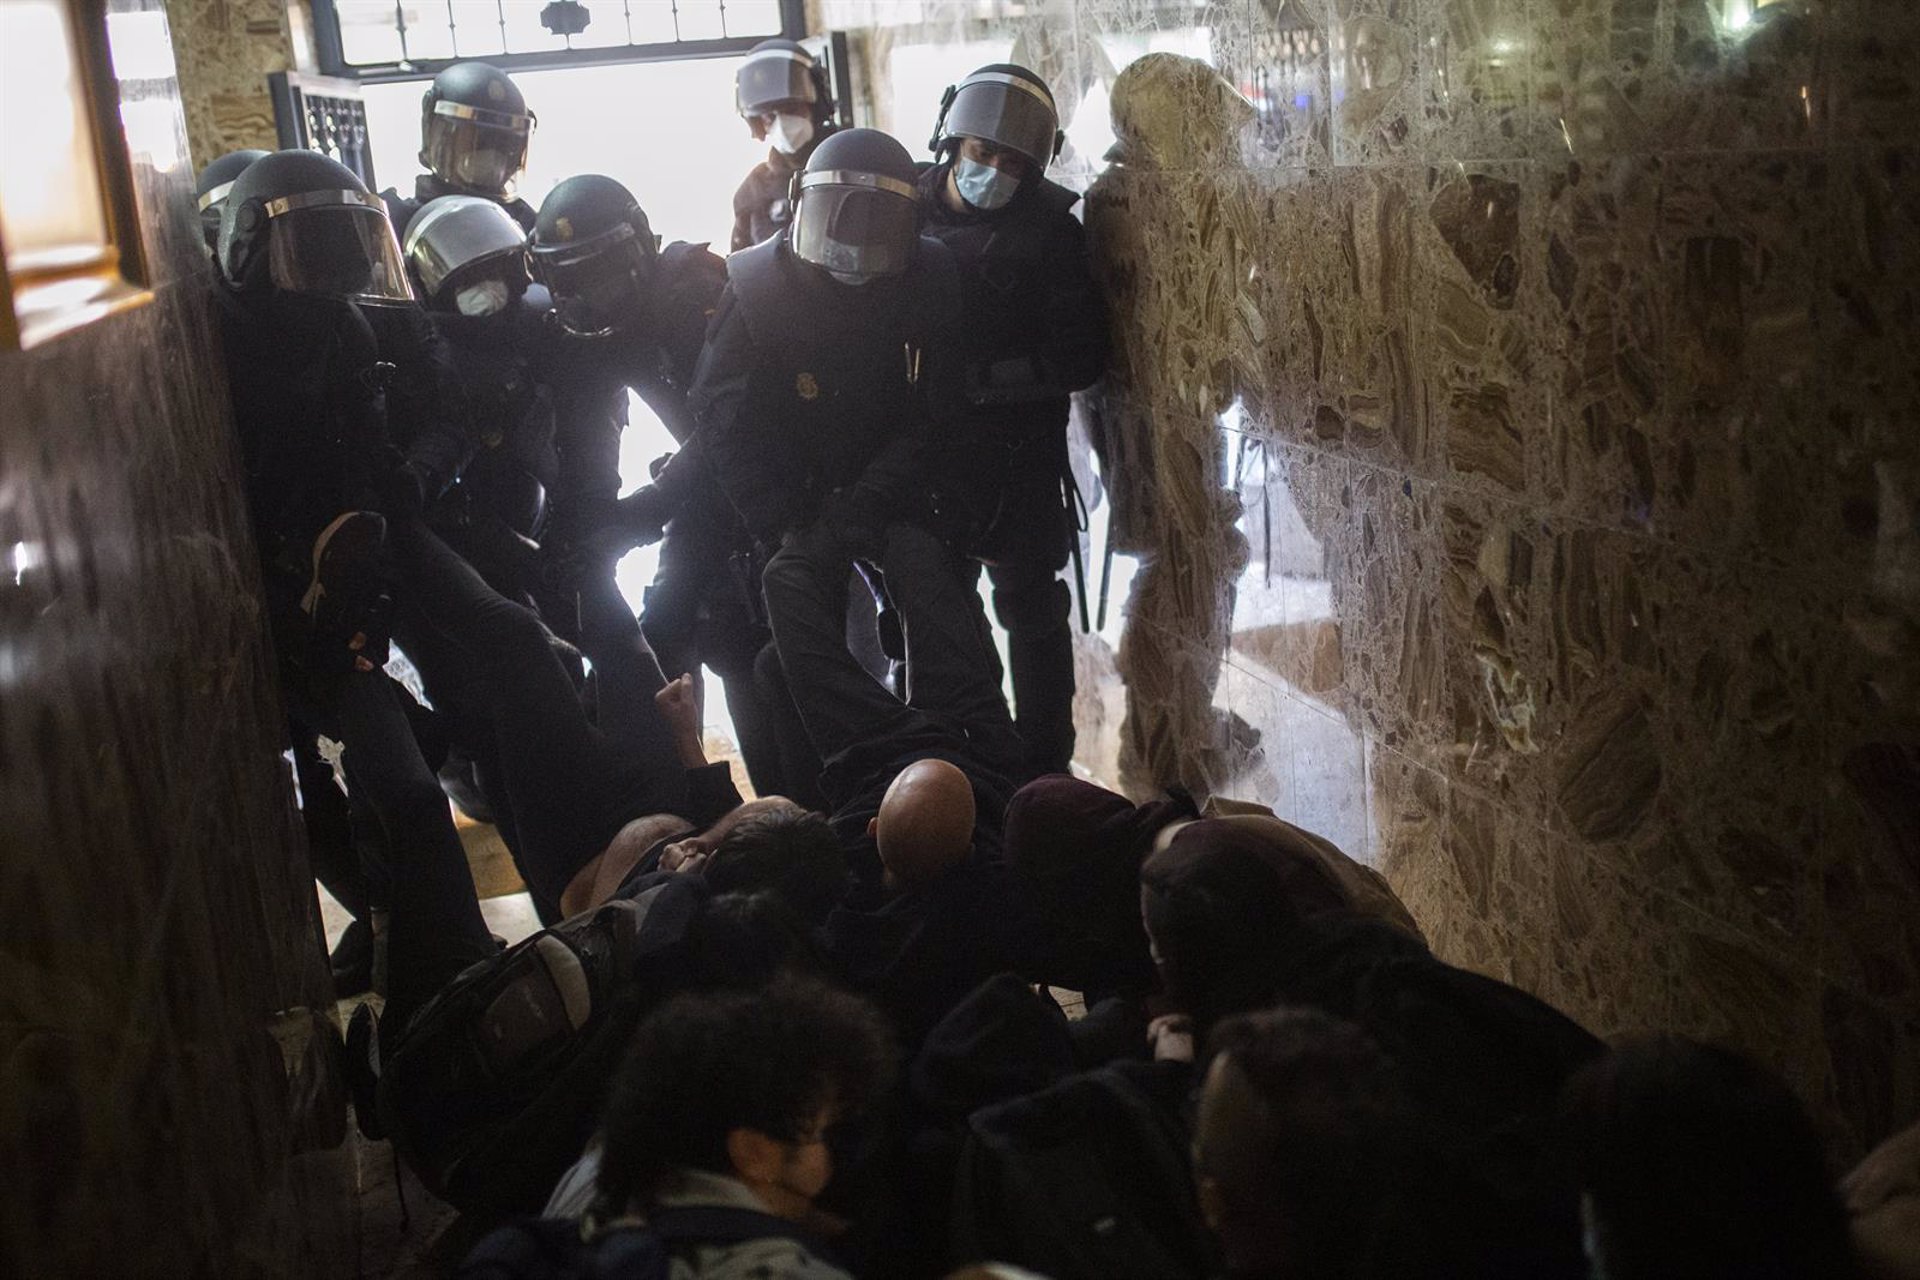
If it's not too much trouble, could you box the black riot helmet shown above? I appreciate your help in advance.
[789,128,921,285]
[930,64,1063,169]
[529,175,659,336]
[195,148,270,250]
[217,149,413,305]
[404,195,530,316]
[735,38,833,124]
[419,61,536,199]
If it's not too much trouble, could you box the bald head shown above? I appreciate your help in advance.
[873,758,976,889]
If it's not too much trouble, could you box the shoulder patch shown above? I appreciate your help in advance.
[795,371,820,401]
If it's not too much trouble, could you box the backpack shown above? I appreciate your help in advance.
[949,1061,1215,1280]
[458,1205,815,1280]
[379,875,708,1217]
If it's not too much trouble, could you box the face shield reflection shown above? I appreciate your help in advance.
[945,74,1059,168]
[790,177,918,282]
[423,101,534,196]
[264,191,414,304]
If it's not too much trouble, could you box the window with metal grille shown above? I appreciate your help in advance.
[316,0,802,78]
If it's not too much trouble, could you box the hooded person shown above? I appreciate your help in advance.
[1000,774,1199,997]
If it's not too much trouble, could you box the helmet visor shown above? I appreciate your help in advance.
[404,197,528,301]
[790,175,918,280]
[944,73,1059,167]
[530,223,652,335]
[264,191,413,304]
[423,101,533,196]
[736,47,816,115]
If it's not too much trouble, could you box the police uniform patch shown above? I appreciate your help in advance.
[795,371,820,400]
[554,216,573,241]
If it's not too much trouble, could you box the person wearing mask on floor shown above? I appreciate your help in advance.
[691,127,1019,801]
[916,65,1109,779]
[526,174,820,805]
[730,38,839,253]
[381,60,538,240]
[213,148,495,1021]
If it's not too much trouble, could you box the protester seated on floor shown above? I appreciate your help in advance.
[1195,1007,1423,1280]
[1140,825,1601,1278]
[522,976,896,1280]
[1845,1119,1920,1280]
[1558,1034,1860,1280]
[823,759,1048,1048]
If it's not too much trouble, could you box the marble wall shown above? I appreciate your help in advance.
[824,0,1920,1155]
[168,0,312,170]
[0,2,353,1273]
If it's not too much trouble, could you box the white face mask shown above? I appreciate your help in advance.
[769,112,815,156]
[454,278,511,316]
[953,155,1021,211]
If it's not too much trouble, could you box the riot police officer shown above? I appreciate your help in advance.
[381,61,538,240]
[216,149,496,1021]
[730,37,839,252]
[693,128,1023,781]
[402,194,566,862]
[194,148,269,252]
[916,64,1109,778]
[522,176,825,802]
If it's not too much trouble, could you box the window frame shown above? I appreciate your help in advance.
[311,0,808,83]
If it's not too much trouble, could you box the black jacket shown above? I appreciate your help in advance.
[429,290,561,544]
[380,174,537,243]
[690,233,964,544]
[541,242,728,543]
[914,162,1108,552]
[219,289,473,554]
[729,124,837,252]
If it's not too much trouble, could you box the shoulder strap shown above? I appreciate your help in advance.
[724,237,788,355]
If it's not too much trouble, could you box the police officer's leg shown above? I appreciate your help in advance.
[324,671,494,1026]
[879,524,1024,771]
[988,557,1077,777]
[388,516,684,905]
[762,532,919,761]
[751,640,828,811]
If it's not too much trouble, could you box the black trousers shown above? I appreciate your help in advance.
[979,557,1075,779]
[391,517,689,910]
[762,522,1021,770]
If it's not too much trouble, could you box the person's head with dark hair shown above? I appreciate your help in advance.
[596,976,897,1222]
[1139,826,1340,1039]
[1559,1034,1856,1280]
[1197,1007,1417,1280]
[682,891,828,991]
[702,804,850,925]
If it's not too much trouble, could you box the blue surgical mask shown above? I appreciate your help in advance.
[953,155,1021,211]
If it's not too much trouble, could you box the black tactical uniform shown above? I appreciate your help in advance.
[916,64,1109,778]
[524,177,821,804]
[380,61,538,240]
[216,150,497,1018]
[694,129,1022,779]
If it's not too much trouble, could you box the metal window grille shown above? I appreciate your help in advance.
[315,0,806,80]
